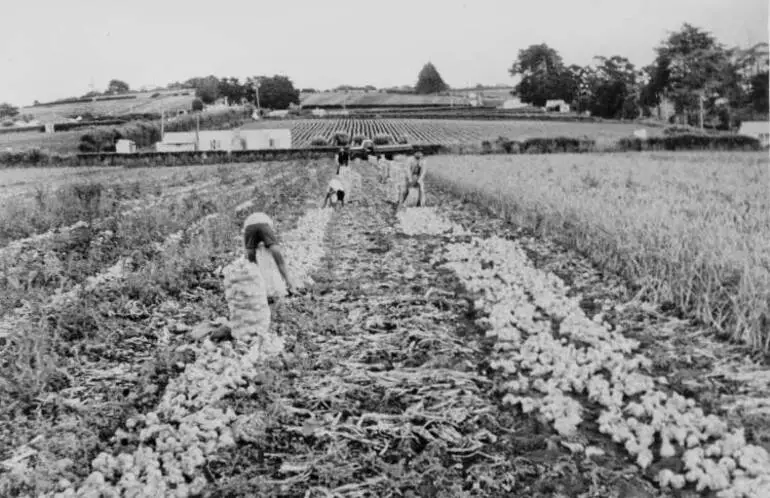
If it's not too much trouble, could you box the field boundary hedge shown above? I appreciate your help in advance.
[0,119,131,135]
[0,134,761,167]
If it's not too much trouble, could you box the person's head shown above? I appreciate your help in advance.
[339,147,344,153]
[415,151,423,161]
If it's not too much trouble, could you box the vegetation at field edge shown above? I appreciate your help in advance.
[430,152,770,352]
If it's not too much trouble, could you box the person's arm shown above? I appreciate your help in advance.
[418,160,426,181]
[322,190,332,208]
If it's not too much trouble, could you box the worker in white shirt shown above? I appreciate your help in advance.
[323,176,346,208]
[377,154,391,184]
[399,151,427,208]
[242,212,296,295]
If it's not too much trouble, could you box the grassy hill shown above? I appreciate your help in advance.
[300,91,467,108]
[20,89,196,121]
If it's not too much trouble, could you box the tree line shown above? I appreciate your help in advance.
[506,24,768,127]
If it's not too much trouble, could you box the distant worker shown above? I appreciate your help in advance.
[336,146,350,174]
[377,154,391,184]
[399,151,427,208]
[361,138,375,160]
[323,176,346,208]
[243,211,296,295]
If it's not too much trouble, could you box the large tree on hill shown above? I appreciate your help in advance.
[415,62,449,94]
[187,75,221,104]
[509,44,574,106]
[218,77,246,105]
[644,24,735,125]
[750,71,769,113]
[107,79,130,94]
[0,102,20,119]
[246,75,300,109]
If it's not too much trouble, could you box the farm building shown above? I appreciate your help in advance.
[155,128,292,152]
[311,108,328,117]
[156,132,197,152]
[267,110,290,118]
[545,100,571,113]
[500,98,527,110]
[116,139,136,154]
[738,121,770,148]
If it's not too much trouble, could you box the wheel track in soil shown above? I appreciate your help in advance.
[203,163,602,497]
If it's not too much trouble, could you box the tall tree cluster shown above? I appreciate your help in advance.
[182,75,300,110]
[508,24,769,127]
[415,62,449,94]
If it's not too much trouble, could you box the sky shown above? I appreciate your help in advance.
[1,0,767,107]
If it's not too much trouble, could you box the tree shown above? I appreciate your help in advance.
[191,98,204,112]
[219,77,245,105]
[509,44,574,106]
[750,71,769,113]
[246,75,300,109]
[185,75,221,104]
[646,24,734,125]
[415,62,449,94]
[107,79,130,94]
[0,102,19,119]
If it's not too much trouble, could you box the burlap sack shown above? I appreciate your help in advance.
[222,257,280,354]
[257,246,288,298]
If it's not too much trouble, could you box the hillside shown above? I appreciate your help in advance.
[300,91,468,108]
[19,89,196,121]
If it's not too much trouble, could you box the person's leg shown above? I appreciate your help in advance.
[417,180,425,207]
[268,245,294,291]
[338,191,345,207]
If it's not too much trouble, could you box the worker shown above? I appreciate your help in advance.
[399,151,427,208]
[243,211,296,295]
[377,154,391,184]
[336,146,350,174]
[323,176,346,208]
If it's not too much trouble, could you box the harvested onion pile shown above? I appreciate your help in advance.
[438,234,770,497]
[49,206,335,498]
[397,207,469,236]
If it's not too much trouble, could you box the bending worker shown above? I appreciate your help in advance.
[399,151,427,208]
[243,211,296,295]
[323,176,346,208]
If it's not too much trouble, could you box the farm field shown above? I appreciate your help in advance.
[243,117,661,146]
[19,91,195,121]
[1,157,768,497]
[0,163,254,247]
[0,129,84,155]
[300,91,462,108]
[430,152,770,351]
[1,117,662,156]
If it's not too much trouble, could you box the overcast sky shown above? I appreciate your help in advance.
[1,0,767,106]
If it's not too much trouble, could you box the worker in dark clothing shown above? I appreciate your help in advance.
[336,146,350,174]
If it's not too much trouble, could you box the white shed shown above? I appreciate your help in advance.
[241,129,292,149]
[116,139,136,154]
[311,108,328,117]
[500,98,526,109]
[545,99,570,113]
[156,131,197,152]
[738,121,770,148]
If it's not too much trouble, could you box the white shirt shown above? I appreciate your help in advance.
[328,178,345,192]
[243,212,273,228]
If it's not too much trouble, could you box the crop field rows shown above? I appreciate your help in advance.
[1,156,768,497]
[243,118,663,147]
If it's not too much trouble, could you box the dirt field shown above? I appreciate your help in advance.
[0,158,768,497]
